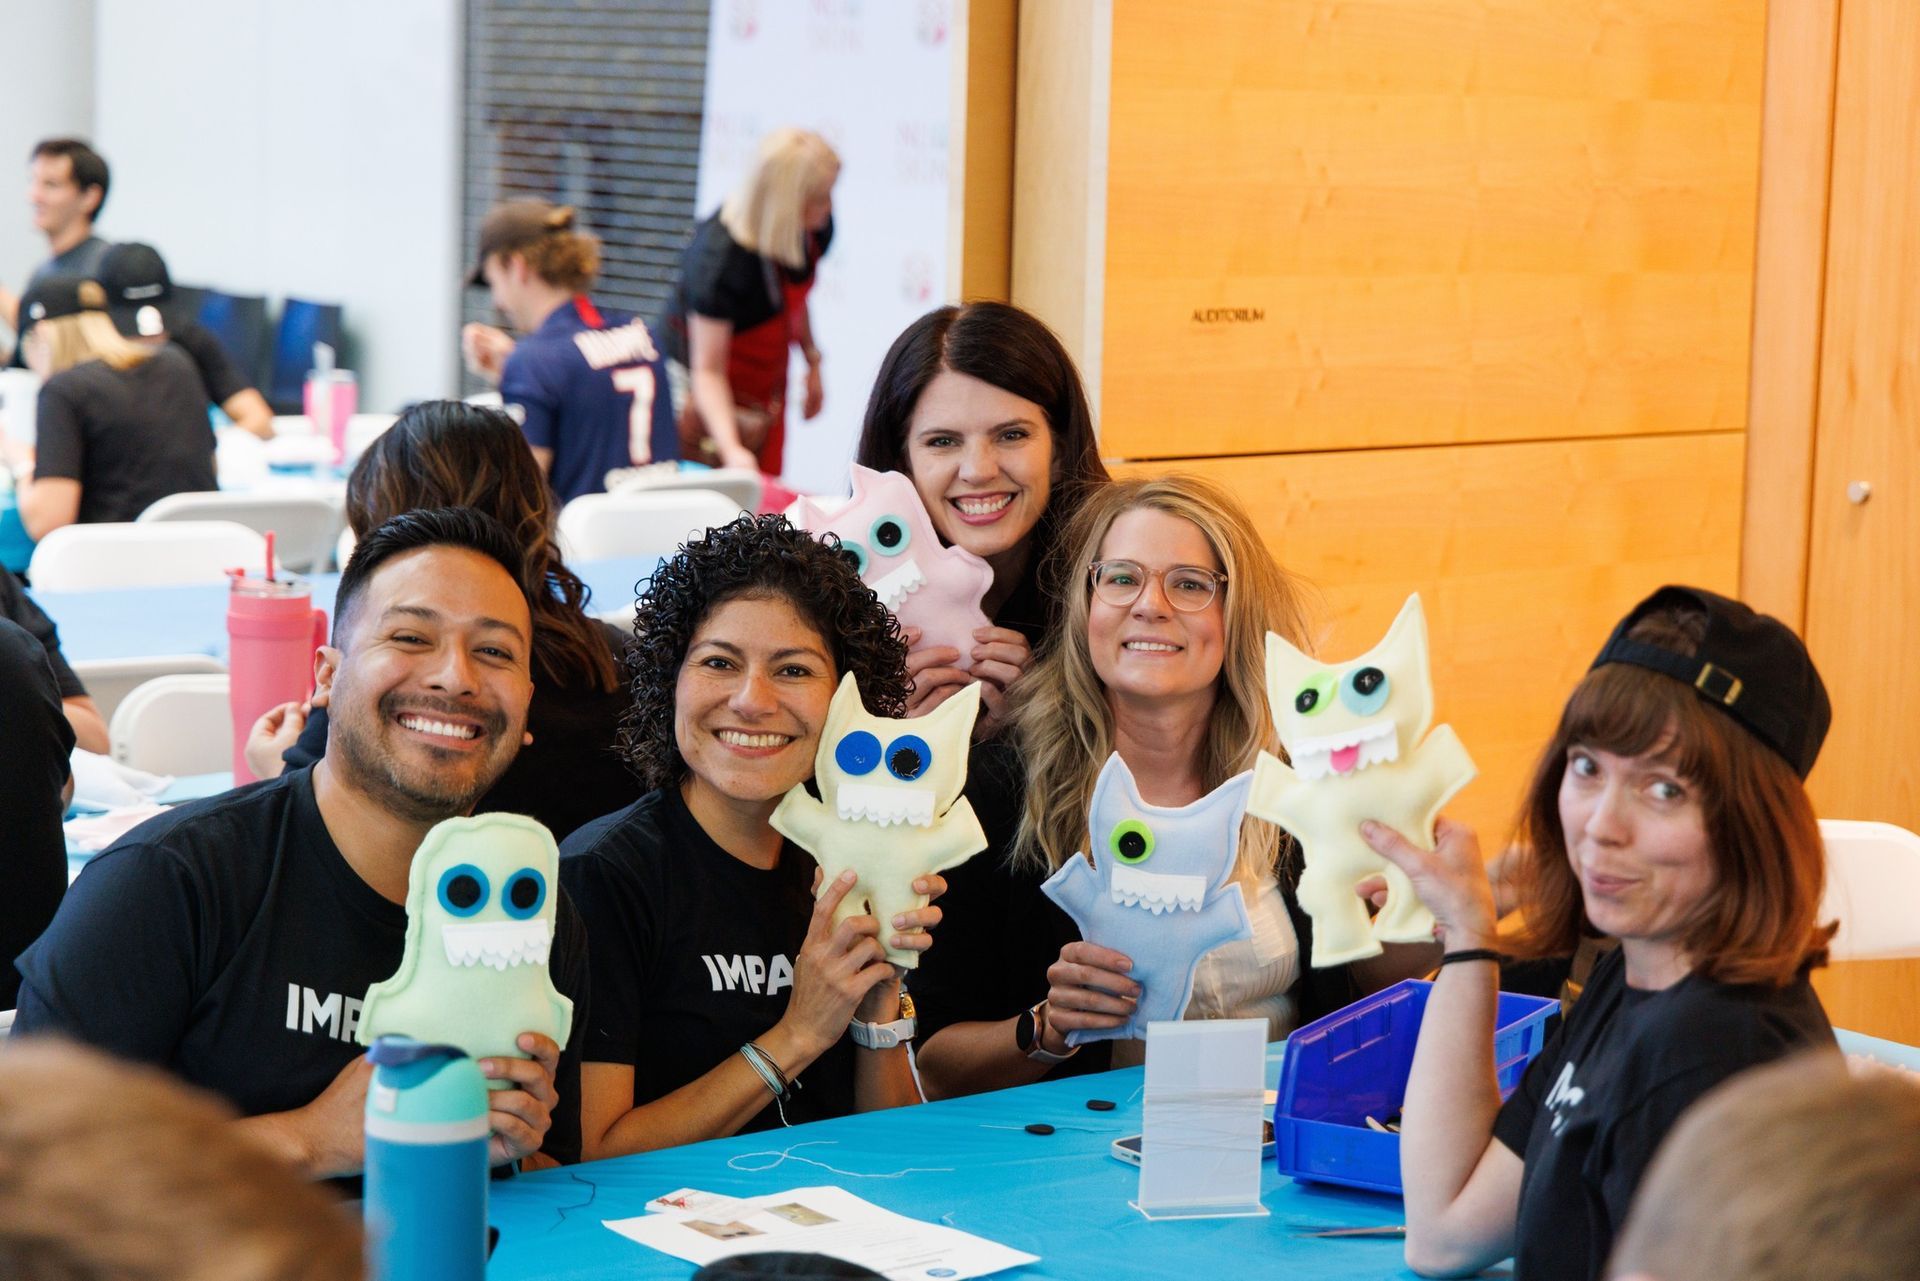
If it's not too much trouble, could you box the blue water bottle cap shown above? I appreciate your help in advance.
[368,1034,469,1068]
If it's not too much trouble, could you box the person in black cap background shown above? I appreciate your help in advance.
[14,275,214,539]
[96,241,275,440]
[1,139,112,358]
[1351,586,1838,1281]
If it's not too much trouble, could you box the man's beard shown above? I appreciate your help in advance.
[330,691,516,824]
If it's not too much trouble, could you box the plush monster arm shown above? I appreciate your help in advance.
[1407,724,1477,829]
[1247,750,1303,831]
[769,787,834,853]
[922,796,989,874]
[1040,851,1103,925]
[1196,881,1255,960]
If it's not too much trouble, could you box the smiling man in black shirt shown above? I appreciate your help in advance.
[14,508,588,1178]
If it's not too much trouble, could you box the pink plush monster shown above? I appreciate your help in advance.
[786,465,995,669]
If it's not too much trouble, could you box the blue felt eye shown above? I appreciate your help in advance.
[502,868,546,920]
[885,734,932,781]
[868,516,911,557]
[437,864,490,918]
[836,730,882,776]
[1339,666,1391,716]
[838,539,869,574]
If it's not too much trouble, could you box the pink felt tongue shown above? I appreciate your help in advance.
[1330,745,1361,774]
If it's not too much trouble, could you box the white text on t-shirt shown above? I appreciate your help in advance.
[285,983,365,1043]
[699,953,794,996]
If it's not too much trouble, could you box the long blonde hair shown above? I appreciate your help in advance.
[719,127,839,271]
[1010,473,1314,881]
[31,283,152,374]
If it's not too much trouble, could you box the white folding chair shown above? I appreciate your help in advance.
[335,524,358,572]
[139,491,341,574]
[556,489,745,561]
[604,463,763,513]
[1819,818,1920,961]
[108,673,232,777]
[0,1008,13,1039]
[71,654,228,726]
[27,520,267,590]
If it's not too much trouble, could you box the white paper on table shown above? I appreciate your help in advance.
[605,1184,1037,1279]
[1134,1018,1269,1220]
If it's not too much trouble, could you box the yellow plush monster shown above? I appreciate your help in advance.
[1248,594,1476,967]
[770,674,988,967]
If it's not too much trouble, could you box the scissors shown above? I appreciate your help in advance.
[1289,1223,1408,1239]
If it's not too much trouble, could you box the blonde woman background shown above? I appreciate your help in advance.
[660,127,839,474]
[911,474,1439,1097]
[15,275,214,539]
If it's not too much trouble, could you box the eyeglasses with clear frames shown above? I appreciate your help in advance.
[1088,559,1228,612]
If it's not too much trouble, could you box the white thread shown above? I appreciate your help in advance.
[1138,1087,1270,1155]
[725,1140,954,1179]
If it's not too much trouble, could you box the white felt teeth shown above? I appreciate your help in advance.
[1107,863,1205,914]
[441,918,553,971]
[868,560,926,611]
[837,782,937,828]
[1289,718,1399,781]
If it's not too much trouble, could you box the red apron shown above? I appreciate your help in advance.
[677,270,817,476]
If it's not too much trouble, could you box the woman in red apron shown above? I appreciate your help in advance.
[662,128,838,477]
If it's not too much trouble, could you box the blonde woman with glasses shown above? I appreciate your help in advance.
[910,474,1439,1098]
[660,127,839,475]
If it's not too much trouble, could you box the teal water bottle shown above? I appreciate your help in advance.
[363,1036,489,1281]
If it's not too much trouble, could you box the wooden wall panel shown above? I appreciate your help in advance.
[947,0,1017,303]
[1117,431,1746,842]
[1099,0,1767,459]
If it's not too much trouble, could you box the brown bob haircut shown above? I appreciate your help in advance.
[1506,603,1835,986]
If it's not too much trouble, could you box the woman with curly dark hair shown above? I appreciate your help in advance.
[559,514,945,1156]
[244,400,637,840]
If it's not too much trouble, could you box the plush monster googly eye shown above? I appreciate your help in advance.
[835,730,882,776]
[838,540,869,574]
[437,864,490,918]
[502,868,547,920]
[885,733,931,781]
[868,515,911,556]
[1294,671,1336,716]
[1340,665,1391,716]
[1109,819,1155,864]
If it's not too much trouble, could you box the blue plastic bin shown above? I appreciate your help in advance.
[1273,978,1557,1195]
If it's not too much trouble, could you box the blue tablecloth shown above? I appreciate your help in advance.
[34,556,661,665]
[486,1053,1417,1281]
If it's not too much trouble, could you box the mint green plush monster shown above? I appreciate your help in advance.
[771,673,987,968]
[358,814,574,1076]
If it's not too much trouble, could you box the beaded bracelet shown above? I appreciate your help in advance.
[1436,947,1506,969]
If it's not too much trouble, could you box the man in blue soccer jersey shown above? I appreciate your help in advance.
[462,200,677,503]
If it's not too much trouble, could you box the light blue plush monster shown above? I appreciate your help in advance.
[1041,754,1254,1045]
[358,814,574,1078]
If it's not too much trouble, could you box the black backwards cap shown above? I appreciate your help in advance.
[1590,585,1831,779]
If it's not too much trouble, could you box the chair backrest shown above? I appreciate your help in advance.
[192,288,272,389]
[335,524,358,573]
[266,298,345,414]
[605,463,764,514]
[0,1008,13,1039]
[556,490,744,562]
[1820,818,1920,961]
[138,491,342,574]
[109,673,232,776]
[71,654,228,726]
[28,520,267,590]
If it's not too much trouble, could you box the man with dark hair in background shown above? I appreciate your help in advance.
[1,138,112,354]
[12,508,588,1181]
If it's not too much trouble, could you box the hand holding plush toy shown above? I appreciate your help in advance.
[1247,594,1475,967]
[771,674,987,967]
[1042,755,1254,1044]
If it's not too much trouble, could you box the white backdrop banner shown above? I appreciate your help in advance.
[696,0,954,495]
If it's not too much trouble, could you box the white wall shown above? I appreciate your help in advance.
[91,0,462,412]
[0,0,97,308]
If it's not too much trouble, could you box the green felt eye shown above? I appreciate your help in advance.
[1295,671,1336,716]
[1109,819,1155,864]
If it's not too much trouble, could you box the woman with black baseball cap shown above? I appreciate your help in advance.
[1358,586,1838,1281]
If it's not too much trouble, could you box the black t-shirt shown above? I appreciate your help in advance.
[33,345,217,524]
[559,786,858,1131]
[12,767,591,1166]
[169,322,253,406]
[1491,946,1835,1281]
[0,569,85,699]
[661,213,834,364]
[286,621,637,844]
[0,618,73,1008]
[912,741,1361,1077]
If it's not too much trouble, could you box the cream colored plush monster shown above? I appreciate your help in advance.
[1248,594,1475,967]
[771,674,987,968]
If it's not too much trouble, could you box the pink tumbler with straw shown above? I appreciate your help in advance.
[228,534,328,784]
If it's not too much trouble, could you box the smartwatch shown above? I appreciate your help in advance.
[1015,1000,1078,1064]
[849,991,916,1049]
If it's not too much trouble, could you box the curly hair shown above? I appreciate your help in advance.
[621,514,911,791]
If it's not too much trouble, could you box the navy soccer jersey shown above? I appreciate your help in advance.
[500,296,678,503]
